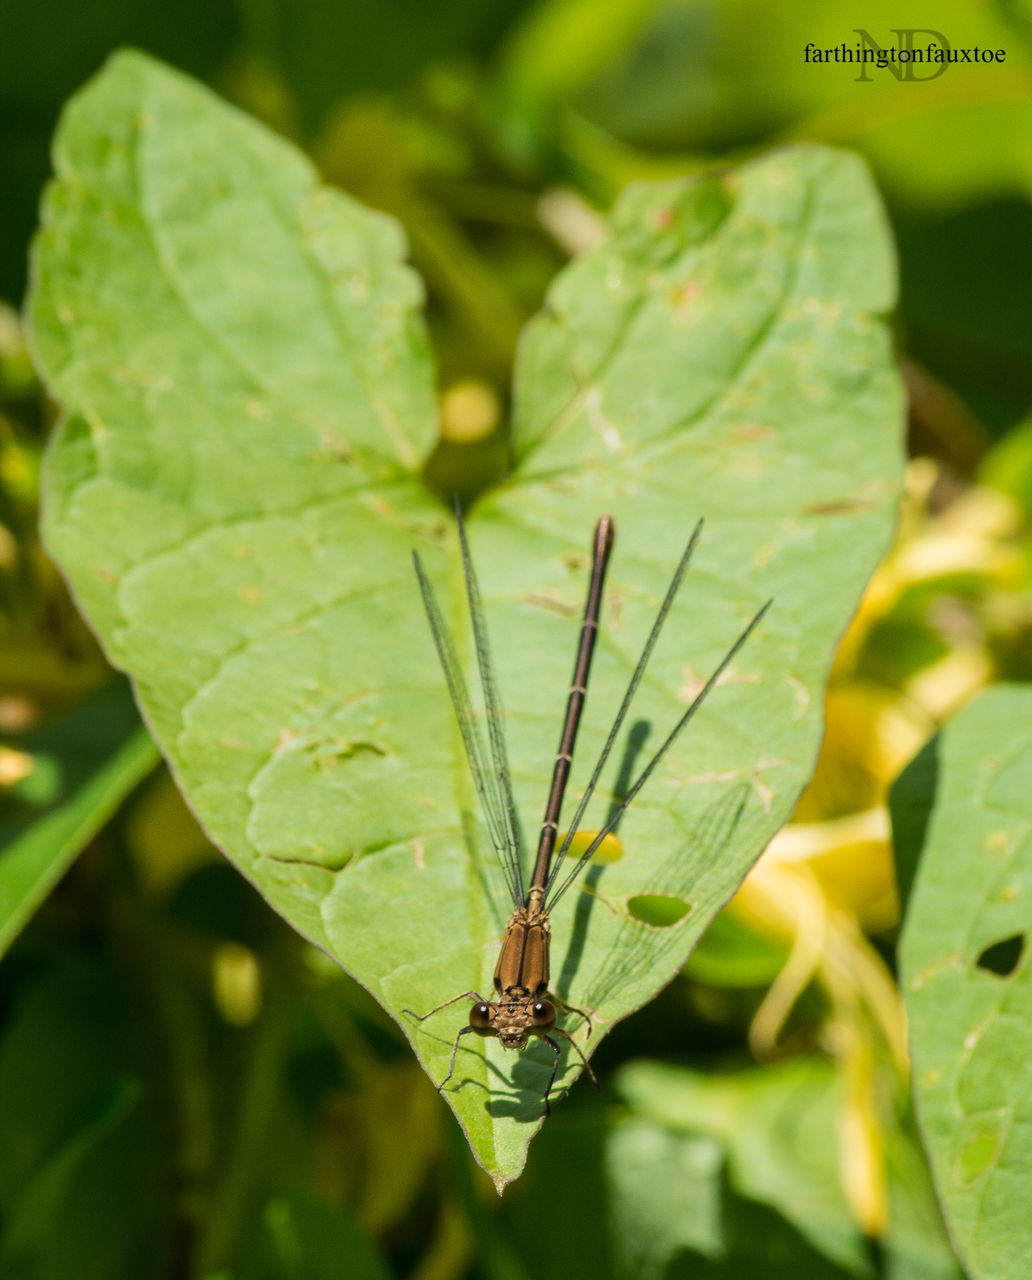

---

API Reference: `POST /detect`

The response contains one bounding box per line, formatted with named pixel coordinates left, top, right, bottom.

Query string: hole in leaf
left=627, top=894, right=692, bottom=927
left=976, top=933, right=1025, bottom=977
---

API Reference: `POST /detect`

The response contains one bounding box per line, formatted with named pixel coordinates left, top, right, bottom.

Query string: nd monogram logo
left=802, top=30, right=1006, bottom=80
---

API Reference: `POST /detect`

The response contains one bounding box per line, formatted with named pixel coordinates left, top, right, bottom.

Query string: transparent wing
left=413, top=535, right=524, bottom=906
left=453, top=509, right=524, bottom=902
left=545, top=592, right=773, bottom=912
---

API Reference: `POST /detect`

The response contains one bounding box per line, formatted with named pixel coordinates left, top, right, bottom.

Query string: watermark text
left=803, top=30, right=1006, bottom=81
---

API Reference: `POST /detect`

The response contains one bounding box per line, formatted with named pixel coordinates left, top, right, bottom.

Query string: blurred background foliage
left=2, top=0, right=1031, bottom=1276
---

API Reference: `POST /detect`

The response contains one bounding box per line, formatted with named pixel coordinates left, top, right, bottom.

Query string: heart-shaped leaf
left=30, top=51, right=903, bottom=1186
left=896, top=686, right=1032, bottom=1278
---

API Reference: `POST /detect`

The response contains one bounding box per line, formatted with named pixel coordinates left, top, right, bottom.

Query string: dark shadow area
left=896, top=198, right=1032, bottom=435
left=504, top=1107, right=615, bottom=1280
left=486, top=1043, right=556, bottom=1121
left=888, top=734, right=941, bottom=918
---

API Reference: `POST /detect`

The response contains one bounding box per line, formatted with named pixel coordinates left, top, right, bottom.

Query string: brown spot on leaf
left=799, top=498, right=876, bottom=517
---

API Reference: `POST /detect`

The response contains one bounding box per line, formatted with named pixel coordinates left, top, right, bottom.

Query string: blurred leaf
left=251, top=0, right=522, bottom=134
left=0, top=680, right=158, bottom=959
left=0, top=962, right=161, bottom=1279
left=899, top=685, right=1032, bottom=1279
left=261, top=1188, right=391, bottom=1280
left=606, top=1121, right=723, bottom=1276
left=616, top=1058, right=870, bottom=1274
left=126, top=767, right=217, bottom=895
left=545, top=0, right=1032, bottom=207
left=319, top=1061, right=440, bottom=1230
left=670, top=1198, right=869, bottom=1279
left=30, top=52, right=902, bottom=1186
left=980, top=413, right=1032, bottom=511
left=500, top=0, right=660, bottom=110
left=0, top=1080, right=138, bottom=1271
left=616, top=1059, right=962, bottom=1278
left=684, top=908, right=789, bottom=988
left=0, top=964, right=131, bottom=1201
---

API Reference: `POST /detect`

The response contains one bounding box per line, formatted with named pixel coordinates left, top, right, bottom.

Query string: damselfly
left=405, top=512, right=771, bottom=1114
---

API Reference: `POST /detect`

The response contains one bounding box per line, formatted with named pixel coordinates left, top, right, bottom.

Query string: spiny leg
left=549, top=991, right=594, bottom=1038
left=541, top=1034, right=563, bottom=1117
left=401, top=990, right=486, bottom=1022
left=539, top=1024, right=598, bottom=1116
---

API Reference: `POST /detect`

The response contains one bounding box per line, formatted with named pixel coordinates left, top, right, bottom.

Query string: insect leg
left=549, top=991, right=594, bottom=1038
left=550, top=1025, right=599, bottom=1088
left=540, top=1034, right=563, bottom=1117
left=402, top=990, right=486, bottom=1021
left=439, top=1024, right=477, bottom=1092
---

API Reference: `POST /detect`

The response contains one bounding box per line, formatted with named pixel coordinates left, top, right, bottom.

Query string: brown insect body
left=405, top=509, right=770, bottom=1115
left=407, top=517, right=613, bottom=1112
left=483, top=907, right=554, bottom=1050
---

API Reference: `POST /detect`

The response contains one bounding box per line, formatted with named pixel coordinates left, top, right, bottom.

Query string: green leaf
left=897, top=686, right=1032, bottom=1279
left=0, top=1079, right=140, bottom=1274
left=261, top=1189, right=392, bottom=1280
left=29, top=51, right=902, bottom=1186
left=979, top=413, right=1032, bottom=514
left=616, top=1059, right=866, bottom=1275
left=0, top=680, right=158, bottom=958
left=0, top=961, right=163, bottom=1278
left=615, top=1059, right=962, bottom=1279
left=607, top=1121, right=724, bottom=1277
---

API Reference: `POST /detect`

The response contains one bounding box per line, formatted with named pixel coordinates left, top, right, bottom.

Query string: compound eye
left=469, top=1003, right=494, bottom=1035
left=531, top=1000, right=555, bottom=1030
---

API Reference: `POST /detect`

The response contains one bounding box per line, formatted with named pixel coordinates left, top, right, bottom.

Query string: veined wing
left=413, top=515, right=524, bottom=906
